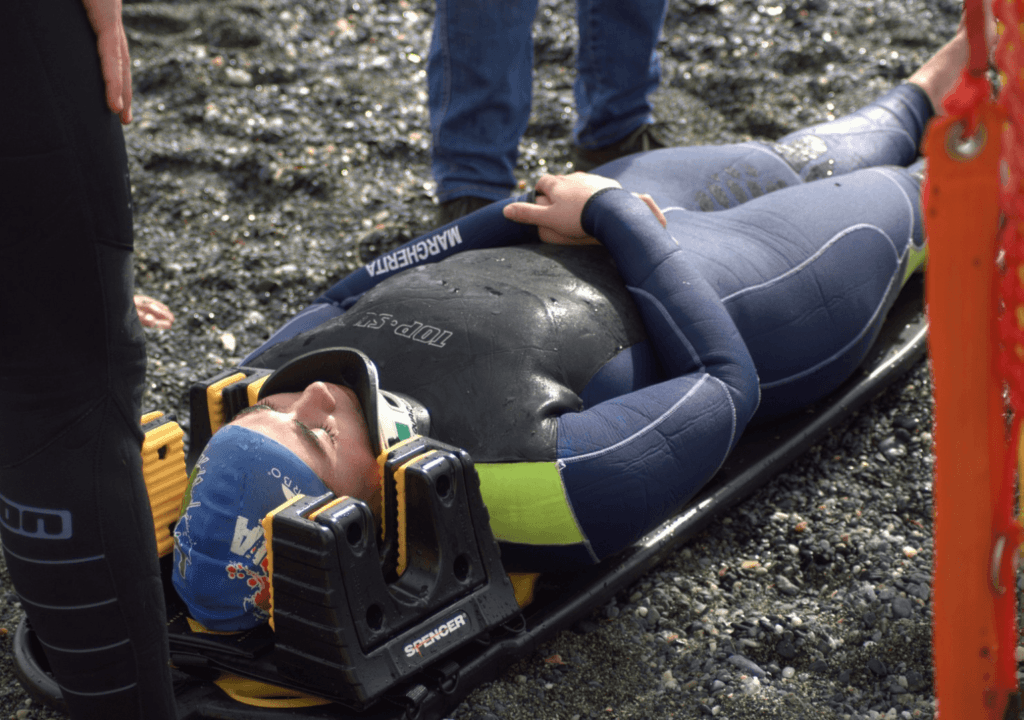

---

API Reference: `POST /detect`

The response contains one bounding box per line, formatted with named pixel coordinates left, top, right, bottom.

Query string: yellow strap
left=206, top=372, right=247, bottom=434
left=184, top=617, right=239, bottom=636
left=140, top=410, right=164, bottom=425
left=213, top=674, right=331, bottom=708
left=261, top=493, right=309, bottom=631
left=392, top=450, right=441, bottom=577
left=247, top=374, right=270, bottom=405
left=377, top=435, right=422, bottom=542
left=140, top=417, right=188, bottom=557
left=508, top=572, right=540, bottom=608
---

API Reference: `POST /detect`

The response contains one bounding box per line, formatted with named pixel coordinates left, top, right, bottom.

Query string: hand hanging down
left=503, top=173, right=666, bottom=246
left=81, top=0, right=133, bottom=123
left=134, top=294, right=174, bottom=329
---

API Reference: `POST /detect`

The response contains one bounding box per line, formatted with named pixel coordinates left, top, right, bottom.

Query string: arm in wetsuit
left=487, top=188, right=761, bottom=570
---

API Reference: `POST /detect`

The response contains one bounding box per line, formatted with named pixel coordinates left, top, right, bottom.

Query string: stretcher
left=12, top=274, right=928, bottom=720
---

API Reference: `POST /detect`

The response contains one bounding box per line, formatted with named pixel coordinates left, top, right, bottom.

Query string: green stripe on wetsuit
left=476, top=462, right=585, bottom=546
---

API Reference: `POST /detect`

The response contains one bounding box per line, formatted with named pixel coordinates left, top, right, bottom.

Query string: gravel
left=0, top=1, right=1005, bottom=719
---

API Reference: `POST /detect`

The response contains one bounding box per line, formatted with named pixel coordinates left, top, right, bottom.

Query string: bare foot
left=906, top=28, right=971, bottom=112
left=906, top=0, right=996, bottom=112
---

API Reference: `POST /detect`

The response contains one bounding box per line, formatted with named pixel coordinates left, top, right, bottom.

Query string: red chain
left=997, top=3, right=1024, bottom=392
left=993, top=0, right=1024, bottom=706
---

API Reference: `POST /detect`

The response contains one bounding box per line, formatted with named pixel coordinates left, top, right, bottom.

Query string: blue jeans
left=427, top=0, right=668, bottom=203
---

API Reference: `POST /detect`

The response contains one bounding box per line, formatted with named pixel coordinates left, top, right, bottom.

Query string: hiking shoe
left=436, top=196, right=493, bottom=226
left=570, top=124, right=668, bottom=172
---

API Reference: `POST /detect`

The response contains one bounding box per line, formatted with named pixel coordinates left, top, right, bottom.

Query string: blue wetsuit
left=241, top=84, right=930, bottom=571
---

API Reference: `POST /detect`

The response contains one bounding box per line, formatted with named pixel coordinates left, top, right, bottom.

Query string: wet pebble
left=727, top=655, right=766, bottom=678
left=891, top=596, right=913, bottom=619
left=775, top=575, right=800, bottom=596
left=776, top=639, right=798, bottom=660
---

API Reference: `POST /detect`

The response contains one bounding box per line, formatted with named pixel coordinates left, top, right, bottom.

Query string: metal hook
left=945, top=120, right=988, bottom=162
left=991, top=535, right=1006, bottom=594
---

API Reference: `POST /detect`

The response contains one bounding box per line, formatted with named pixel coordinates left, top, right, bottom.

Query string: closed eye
left=318, top=424, right=338, bottom=445
left=231, top=403, right=329, bottom=459
left=233, top=402, right=276, bottom=419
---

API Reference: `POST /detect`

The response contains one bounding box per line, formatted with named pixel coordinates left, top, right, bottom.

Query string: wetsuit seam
left=864, top=167, right=918, bottom=247
left=709, top=375, right=739, bottom=452
left=759, top=265, right=902, bottom=390
left=38, top=636, right=131, bottom=654
left=1, top=545, right=105, bottom=565
left=0, top=398, right=105, bottom=470
left=549, top=468, right=600, bottom=563
left=720, top=222, right=900, bottom=304
left=557, top=373, right=712, bottom=465
left=626, top=285, right=706, bottom=372
left=57, top=680, right=139, bottom=697
left=17, top=592, right=119, bottom=611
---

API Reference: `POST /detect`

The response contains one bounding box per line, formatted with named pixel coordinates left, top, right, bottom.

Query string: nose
left=291, top=381, right=338, bottom=420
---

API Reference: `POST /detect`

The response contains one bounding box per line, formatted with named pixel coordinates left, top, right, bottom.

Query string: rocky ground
left=0, top=0, right=1003, bottom=718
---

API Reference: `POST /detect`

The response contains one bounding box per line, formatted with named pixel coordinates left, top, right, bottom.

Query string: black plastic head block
left=186, top=366, right=273, bottom=468
left=269, top=437, right=520, bottom=708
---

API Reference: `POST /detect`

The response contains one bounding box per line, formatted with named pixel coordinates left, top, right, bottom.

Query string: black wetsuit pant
left=0, top=1, right=176, bottom=718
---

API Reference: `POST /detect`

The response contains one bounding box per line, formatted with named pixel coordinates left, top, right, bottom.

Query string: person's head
left=229, top=379, right=381, bottom=505
left=172, top=348, right=426, bottom=630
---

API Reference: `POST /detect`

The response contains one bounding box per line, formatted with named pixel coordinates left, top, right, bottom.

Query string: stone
left=776, top=639, right=798, bottom=659
left=727, top=654, right=767, bottom=678
left=891, top=596, right=912, bottom=619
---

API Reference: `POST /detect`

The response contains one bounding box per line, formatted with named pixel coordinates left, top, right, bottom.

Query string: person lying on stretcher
left=172, top=29, right=969, bottom=632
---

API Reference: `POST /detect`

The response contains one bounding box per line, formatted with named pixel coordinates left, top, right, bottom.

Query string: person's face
left=229, top=381, right=381, bottom=508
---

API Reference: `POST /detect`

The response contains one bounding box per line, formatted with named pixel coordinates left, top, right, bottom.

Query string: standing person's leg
left=427, top=0, right=537, bottom=216
left=0, top=1, right=176, bottom=718
left=571, top=0, right=668, bottom=169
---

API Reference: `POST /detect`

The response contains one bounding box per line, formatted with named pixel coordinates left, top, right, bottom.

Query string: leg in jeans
left=0, top=1, right=176, bottom=717
left=427, top=0, right=537, bottom=203
left=573, top=0, right=668, bottom=149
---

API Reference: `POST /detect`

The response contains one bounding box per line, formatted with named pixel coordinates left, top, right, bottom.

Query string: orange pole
left=926, top=98, right=1007, bottom=719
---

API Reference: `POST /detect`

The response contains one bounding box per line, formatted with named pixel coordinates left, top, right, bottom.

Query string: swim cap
left=172, top=424, right=330, bottom=631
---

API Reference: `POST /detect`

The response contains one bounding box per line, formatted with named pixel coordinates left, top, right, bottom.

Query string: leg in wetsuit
left=0, top=1, right=176, bottom=718
left=594, top=83, right=931, bottom=417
